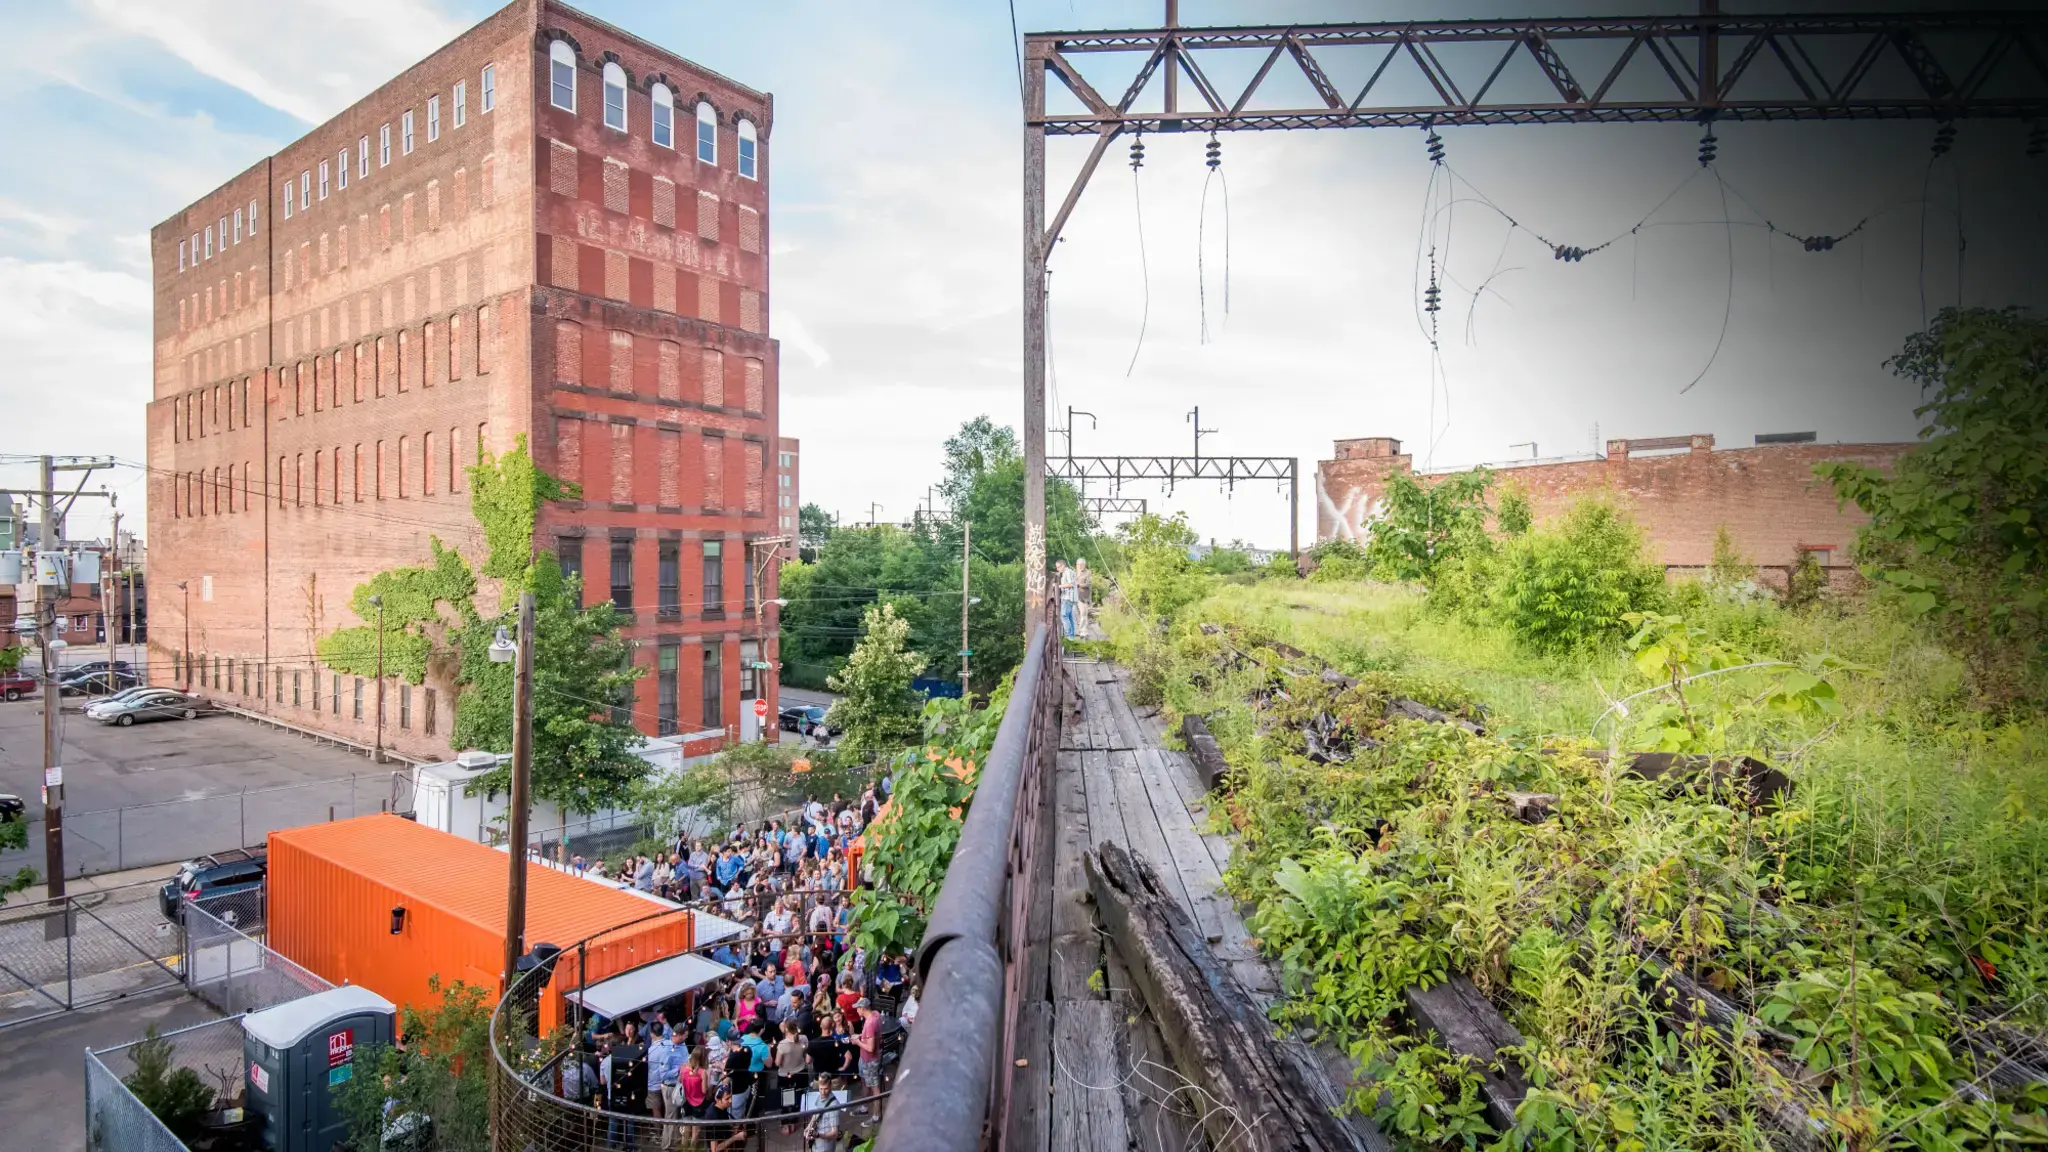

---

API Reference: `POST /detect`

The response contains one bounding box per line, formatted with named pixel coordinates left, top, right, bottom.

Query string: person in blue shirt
left=646, top=1023, right=682, bottom=1127
left=714, top=846, right=743, bottom=893
left=712, top=941, right=740, bottom=969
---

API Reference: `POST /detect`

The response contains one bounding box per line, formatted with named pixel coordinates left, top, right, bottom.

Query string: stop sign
left=753, top=698, right=770, bottom=719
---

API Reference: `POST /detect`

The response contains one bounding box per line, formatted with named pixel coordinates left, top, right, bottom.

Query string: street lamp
left=175, top=581, right=190, bottom=690
left=369, top=594, right=385, bottom=764
left=488, top=625, right=516, bottom=663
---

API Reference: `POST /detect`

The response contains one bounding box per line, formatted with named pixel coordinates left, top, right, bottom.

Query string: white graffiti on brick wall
left=1315, top=471, right=1383, bottom=543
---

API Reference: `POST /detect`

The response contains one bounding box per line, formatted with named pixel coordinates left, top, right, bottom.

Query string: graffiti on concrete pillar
left=1024, top=520, right=1046, bottom=601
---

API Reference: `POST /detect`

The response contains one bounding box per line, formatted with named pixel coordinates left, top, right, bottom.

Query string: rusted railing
left=879, top=615, right=1062, bottom=1150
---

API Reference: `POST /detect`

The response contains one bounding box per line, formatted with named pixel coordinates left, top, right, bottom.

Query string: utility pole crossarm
left=1027, top=12, right=2048, bottom=134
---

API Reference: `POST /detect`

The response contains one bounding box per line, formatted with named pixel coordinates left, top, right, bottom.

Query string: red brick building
left=146, top=0, right=780, bottom=760
left=1315, top=433, right=1915, bottom=583
left=775, top=436, right=799, bottom=537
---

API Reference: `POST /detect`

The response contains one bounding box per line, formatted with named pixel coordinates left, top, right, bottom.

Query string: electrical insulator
left=1205, top=135, right=1221, bottom=170
left=1426, top=131, right=1444, bottom=165
left=2030, top=122, right=2046, bottom=158
left=1933, top=123, right=1957, bottom=156
left=1552, top=244, right=1589, bottom=262
left=1697, top=129, right=1718, bottom=167
left=1129, top=134, right=1146, bottom=170
left=1802, top=235, right=1838, bottom=253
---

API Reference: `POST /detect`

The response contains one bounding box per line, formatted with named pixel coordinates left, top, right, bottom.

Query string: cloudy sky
left=3, top=0, right=2042, bottom=551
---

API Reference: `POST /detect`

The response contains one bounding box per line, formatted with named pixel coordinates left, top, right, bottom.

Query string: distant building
left=146, top=0, right=781, bottom=757
left=1314, top=432, right=1915, bottom=584
left=776, top=436, right=799, bottom=536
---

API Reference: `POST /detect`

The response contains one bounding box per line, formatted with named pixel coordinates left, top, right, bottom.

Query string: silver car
left=93, top=690, right=210, bottom=726
left=85, top=685, right=174, bottom=719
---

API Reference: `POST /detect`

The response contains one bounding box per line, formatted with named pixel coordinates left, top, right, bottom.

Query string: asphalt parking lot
left=0, top=695, right=396, bottom=878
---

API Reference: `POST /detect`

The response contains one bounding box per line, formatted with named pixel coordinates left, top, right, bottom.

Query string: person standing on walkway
left=1073, top=558, right=1093, bottom=636
left=1056, top=560, right=1078, bottom=639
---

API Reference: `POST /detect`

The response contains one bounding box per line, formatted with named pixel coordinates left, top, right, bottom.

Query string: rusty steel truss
left=1080, top=494, right=1150, bottom=517
left=1018, top=3, right=2048, bottom=625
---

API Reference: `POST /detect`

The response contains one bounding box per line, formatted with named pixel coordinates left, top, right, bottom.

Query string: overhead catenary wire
left=1197, top=133, right=1231, bottom=344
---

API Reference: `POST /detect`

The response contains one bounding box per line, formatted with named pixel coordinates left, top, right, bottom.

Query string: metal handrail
left=879, top=614, right=1060, bottom=1151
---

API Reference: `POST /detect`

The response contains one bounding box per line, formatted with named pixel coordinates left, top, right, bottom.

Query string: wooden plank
left=1049, top=1000, right=1133, bottom=1152
left=1108, top=751, right=1191, bottom=908
left=1007, top=999, right=1054, bottom=1152
left=1120, top=992, right=1210, bottom=1152
left=1051, top=750, right=1102, bottom=1004
left=1404, top=976, right=1531, bottom=1132
left=1086, top=843, right=1371, bottom=1152
left=1135, top=748, right=1276, bottom=998
left=1081, top=749, right=1126, bottom=854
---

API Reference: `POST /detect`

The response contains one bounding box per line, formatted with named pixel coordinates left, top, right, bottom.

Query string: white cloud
left=81, top=0, right=466, bottom=124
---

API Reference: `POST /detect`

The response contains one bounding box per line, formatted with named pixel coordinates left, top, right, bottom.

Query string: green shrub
left=1491, top=497, right=1664, bottom=653
left=123, top=1026, right=215, bottom=1141
left=1307, top=550, right=1372, bottom=584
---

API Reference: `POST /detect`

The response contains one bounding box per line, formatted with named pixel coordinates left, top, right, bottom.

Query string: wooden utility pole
left=959, top=521, right=972, bottom=698
left=502, top=590, right=537, bottom=986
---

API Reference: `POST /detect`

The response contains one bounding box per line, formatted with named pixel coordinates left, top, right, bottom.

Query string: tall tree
left=825, top=603, right=928, bottom=764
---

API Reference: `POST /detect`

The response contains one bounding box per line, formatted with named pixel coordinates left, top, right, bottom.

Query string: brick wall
left=1315, top=433, right=1913, bottom=574
left=146, top=0, right=781, bottom=757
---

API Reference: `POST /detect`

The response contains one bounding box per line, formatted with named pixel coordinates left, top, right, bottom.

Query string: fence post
left=65, top=899, right=75, bottom=1009
left=239, top=789, right=247, bottom=850
left=351, top=774, right=358, bottom=816
left=117, top=805, right=124, bottom=872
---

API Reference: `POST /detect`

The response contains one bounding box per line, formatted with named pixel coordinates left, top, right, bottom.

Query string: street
left=0, top=698, right=394, bottom=878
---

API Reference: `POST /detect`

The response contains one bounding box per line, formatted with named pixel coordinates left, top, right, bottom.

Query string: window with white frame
left=427, top=95, right=440, bottom=142
left=359, top=135, right=370, bottom=178
left=218, top=215, right=228, bottom=245
left=300, top=171, right=310, bottom=210
left=233, top=207, right=244, bottom=242
left=696, top=100, right=717, bottom=164
left=651, top=83, right=674, bottom=148
left=454, top=80, right=467, bottom=128
left=402, top=110, right=415, bottom=154
left=179, top=239, right=188, bottom=272
left=380, top=124, right=391, bottom=165
left=549, top=42, right=575, bottom=112
left=249, top=199, right=259, bottom=233
left=337, top=148, right=348, bottom=190
left=481, top=64, right=496, bottom=111
left=319, top=160, right=330, bottom=199
left=283, top=184, right=293, bottom=218
left=602, top=62, right=627, bottom=131
left=204, top=225, right=214, bottom=258
left=190, top=232, right=199, bottom=259
left=738, top=119, right=758, bottom=180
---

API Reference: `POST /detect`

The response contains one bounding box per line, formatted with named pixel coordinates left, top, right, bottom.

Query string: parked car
left=94, top=689, right=211, bottom=726
left=0, top=793, right=23, bottom=822
left=66, top=659, right=133, bottom=678
left=158, top=850, right=267, bottom=922
left=778, top=703, right=834, bottom=738
left=85, top=685, right=166, bottom=717
left=60, top=668, right=140, bottom=696
left=0, top=671, right=36, bottom=702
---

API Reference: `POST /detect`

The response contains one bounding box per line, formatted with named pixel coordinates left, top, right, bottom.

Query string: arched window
left=651, top=83, right=674, bottom=149
left=696, top=101, right=717, bottom=165
left=602, top=62, right=627, bottom=131
left=737, top=119, right=758, bottom=180
left=550, top=41, right=577, bottom=113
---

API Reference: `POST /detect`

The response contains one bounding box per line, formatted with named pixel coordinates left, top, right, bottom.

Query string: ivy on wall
left=317, top=436, right=647, bottom=811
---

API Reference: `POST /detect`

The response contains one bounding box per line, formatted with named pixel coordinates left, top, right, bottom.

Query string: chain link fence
left=0, top=880, right=183, bottom=1029
left=86, top=1017, right=260, bottom=1152
left=0, top=772, right=407, bottom=880
left=180, top=900, right=329, bottom=1018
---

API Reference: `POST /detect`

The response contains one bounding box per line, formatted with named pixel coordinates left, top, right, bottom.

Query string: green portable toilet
left=243, top=985, right=398, bottom=1152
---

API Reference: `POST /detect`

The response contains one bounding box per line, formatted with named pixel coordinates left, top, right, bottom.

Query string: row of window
left=558, top=534, right=761, bottom=620
left=168, top=638, right=758, bottom=740
left=169, top=425, right=487, bottom=518
left=173, top=304, right=499, bottom=444
left=178, top=199, right=261, bottom=273
left=171, top=652, right=438, bottom=734
left=550, top=41, right=757, bottom=179
left=279, top=65, right=496, bottom=226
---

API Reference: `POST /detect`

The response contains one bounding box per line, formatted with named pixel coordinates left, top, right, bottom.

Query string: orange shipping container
left=268, top=815, right=692, bottom=1032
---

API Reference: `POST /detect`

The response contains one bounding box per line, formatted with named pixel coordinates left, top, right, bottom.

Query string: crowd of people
left=552, top=787, right=916, bottom=1151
